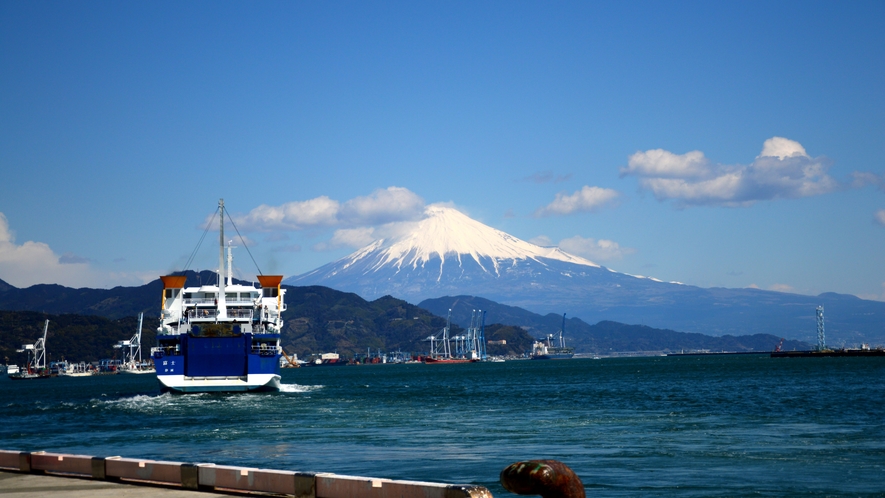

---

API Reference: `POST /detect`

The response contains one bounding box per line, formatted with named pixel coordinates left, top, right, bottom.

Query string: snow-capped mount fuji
left=286, top=205, right=635, bottom=304
left=286, top=205, right=885, bottom=344
left=333, top=205, right=600, bottom=278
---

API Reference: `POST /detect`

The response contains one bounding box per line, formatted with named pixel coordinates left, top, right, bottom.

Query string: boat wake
left=279, top=383, right=322, bottom=393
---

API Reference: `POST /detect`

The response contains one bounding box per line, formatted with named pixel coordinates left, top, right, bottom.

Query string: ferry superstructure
left=151, top=199, right=285, bottom=393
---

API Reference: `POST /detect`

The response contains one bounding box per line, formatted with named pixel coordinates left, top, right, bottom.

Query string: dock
left=0, top=471, right=234, bottom=498
left=0, top=450, right=493, bottom=497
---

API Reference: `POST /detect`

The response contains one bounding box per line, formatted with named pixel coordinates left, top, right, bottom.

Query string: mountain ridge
left=286, top=207, right=885, bottom=345
left=0, top=276, right=813, bottom=360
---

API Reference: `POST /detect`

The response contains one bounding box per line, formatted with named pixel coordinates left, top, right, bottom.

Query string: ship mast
left=217, top=198, right=227, bottom=319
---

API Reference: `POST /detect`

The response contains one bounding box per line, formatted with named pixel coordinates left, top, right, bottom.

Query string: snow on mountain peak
left=347, top=204, right=600, bottom=274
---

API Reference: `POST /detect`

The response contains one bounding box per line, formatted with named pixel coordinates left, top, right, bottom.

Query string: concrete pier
left=0, top=450, right=493, bottom=498
left=0, top=471, right=235, bottom=498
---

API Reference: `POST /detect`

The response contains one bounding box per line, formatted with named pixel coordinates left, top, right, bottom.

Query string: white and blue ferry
left=152, top=200, right=285, bottom=393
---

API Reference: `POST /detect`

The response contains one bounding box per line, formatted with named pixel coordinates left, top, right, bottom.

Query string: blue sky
left=1, top=1, right=884, bottom=301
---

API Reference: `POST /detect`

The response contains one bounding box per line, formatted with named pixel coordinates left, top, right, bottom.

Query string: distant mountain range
left=0, top=272, right=810, bottom=364
left=287, top=205, right=885, bottom=346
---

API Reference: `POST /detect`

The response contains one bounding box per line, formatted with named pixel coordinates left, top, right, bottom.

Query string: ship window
left=263, top=288, right=278, bottom=298
left=165, top=289, right=180, bottom=299
left=226, top=293, right=236, bottom=300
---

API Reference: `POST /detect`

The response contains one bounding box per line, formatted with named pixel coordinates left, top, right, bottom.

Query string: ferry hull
left=157, top=373, right=281, bottom=394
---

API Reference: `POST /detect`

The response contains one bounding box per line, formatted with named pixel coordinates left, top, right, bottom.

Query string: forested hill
left=0, top=311, right=156, bottom=364
left=279, top=286, right=456, bottom=357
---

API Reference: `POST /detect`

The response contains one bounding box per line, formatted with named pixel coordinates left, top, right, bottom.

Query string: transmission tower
left=816, top=306, right=826, bottom=351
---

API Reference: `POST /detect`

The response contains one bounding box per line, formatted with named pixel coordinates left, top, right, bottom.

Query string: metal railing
left=184, top=309, right=254, bottom=320
left=183, top=297, right=260, bottom=305
left=250, top=345, right=280, bottom=356
left=188, top=309, right=219, bottom=319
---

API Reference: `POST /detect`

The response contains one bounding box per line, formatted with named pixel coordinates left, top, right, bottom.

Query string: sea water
left=1, top=355, right=883, bottom=497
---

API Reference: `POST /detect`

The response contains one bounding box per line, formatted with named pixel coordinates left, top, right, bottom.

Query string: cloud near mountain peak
left=534, top=186, right=620, bottom=217
left=235, top=187, right=425, bottom=231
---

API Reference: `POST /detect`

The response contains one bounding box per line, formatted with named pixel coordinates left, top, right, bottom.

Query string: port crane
left=114, top=313, right=144, bottom=369
left=16, top=320, right=49, bottom=376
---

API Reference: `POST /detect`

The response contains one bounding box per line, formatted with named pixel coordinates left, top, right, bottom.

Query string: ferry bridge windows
left=263, top=288, right=278, bottom=298
left=165, top=288, right=181, bottom=299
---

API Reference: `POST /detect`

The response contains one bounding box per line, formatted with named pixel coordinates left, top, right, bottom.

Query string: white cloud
left=232, top=187, right=425, bottom=232
left=0, top=212, right=148, bottom=289
left=313, top=227, right=377, bottom=251
left=558, top=235, right=635, bottom=262
left=340, top=187, right=425, bottom=226
left=758, top=137, right=808, bottom=160
left=852, top=172, right=885, bottom=190
left=528, top=235, right=554, bottom=247
left=534, top=186, right=620, bottom=217
left=621, top=149, right=710, bottom=178
left=235, top=196, right=340, bottom=231
left=620, top=137, right=839, bottom=207
left=875, top=209, right=885, bottom=227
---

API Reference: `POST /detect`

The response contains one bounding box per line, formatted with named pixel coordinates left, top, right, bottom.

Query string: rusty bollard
left=500, top=460, right=585, bottom=498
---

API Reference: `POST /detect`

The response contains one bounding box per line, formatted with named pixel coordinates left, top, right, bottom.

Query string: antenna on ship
left=226, top=239, right=236, bottom=286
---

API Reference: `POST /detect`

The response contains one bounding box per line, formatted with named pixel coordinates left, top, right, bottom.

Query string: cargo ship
left=531, top=314, right=574, bottom=360
left=304, top=353, right=350, bottom=366
left=151, top=199, right=285, bottom=393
